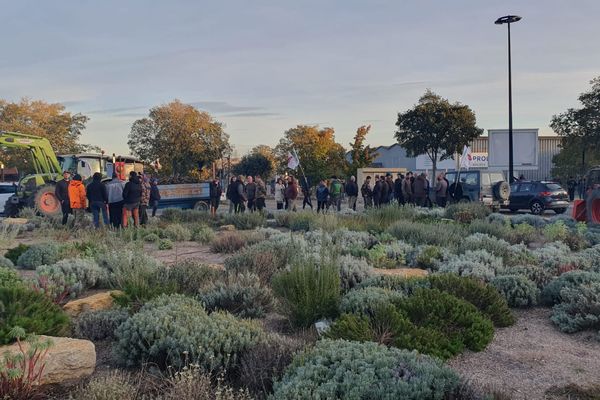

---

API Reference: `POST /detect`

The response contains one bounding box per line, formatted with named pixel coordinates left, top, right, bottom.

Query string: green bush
left=337, top=255, right=373, bottom=291
left=445, top=202, right=491, bottom=223
left=168, top=259, right=223, bottom=295
left=541, top=271, right=600, bottom=306
left=272, top=256, right=340, bottom=327
left=428, top=274, right=515, bottom=327
left=68, top=370, right=140, bottom=400
left=157, top=238, right=174, bottom=250
left=225, top=240, right=299, bottom=283
left=367, top=242, right=411, bottom=269
left=339, top=287, right=404, bottom=316
left=460, top=233, right=512, bottom=259
left=438, top=249, right=501, bottom=281
left=160, top=208, right=209, bottom=223
left=491, top=275, right=539, bottom=308
left=0, top=286, right=69, bottom=344
left=143, top=233, right=160, bottom=243
left=191, top=224, right=216, bottom=244
left=551, top=282, right=600, bottom=333
left=113, top=294, right=264, bottom=369
left=387, top=220, right=466, bottom=247
left=162, top=223, right=192, bottom=241
left=543, top=220, right=569, bottom=242
left=358, top=275, right=430, bottom=295
left=501, top=263, right=555, bottom=289
left=210, top=232, right=250, bottom=253
left=512, top=223, right=538, bottom=244
left=16, top=243, right=61, bottom=270
left=223, top=213, right=266, bottom=230
left=0, top=255, right=14, bottom=269
left=406, top=245, right=444, bottom=270
left=4, top=243, right=29, bottom=265
left=200, top=272, right=274, bottom=318
left=271, top=339, right=459, bottom=400
left=37, top=258, right=109, bottom=290
left=0, top=266, right=22, bottom=288
left=73, top=309, right=130, bottom=341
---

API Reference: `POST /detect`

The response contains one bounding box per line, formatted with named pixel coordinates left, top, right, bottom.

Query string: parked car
left=505, top=181, right=569, bottom=215
left=0, top=182, right=17, bottom=215
left=445, top=170, right=510, bottom=212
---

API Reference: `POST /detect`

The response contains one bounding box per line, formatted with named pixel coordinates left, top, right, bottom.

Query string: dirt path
left=146, top=241, right=227, bottom=265
left=449, top=308, right=600, bottom=400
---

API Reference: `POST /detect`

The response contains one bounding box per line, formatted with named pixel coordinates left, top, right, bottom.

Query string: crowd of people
left=55, top=170, right=161, bottom=228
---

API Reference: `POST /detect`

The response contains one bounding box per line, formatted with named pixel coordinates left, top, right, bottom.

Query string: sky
left=1, top=0, right=599, bottom=156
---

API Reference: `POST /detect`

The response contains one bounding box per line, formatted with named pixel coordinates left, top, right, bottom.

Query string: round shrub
left=437, top=249, right=502, bottom=281
left=0, top=285, right=70, bottom=344
left=550, top=282, right=600, bottom=333
left=338, top=254, right=373, bottom=291
left=168, top=259, right=223, bottom=295
left=191, top=224, right=216, bottom=244
left=491, top=275, right=539, bottom=308
left=73, top=309, right=130, bottom=341
left=113, top=294, right=264, bottom=369
left=16, top=243, right=61, bottom=270
left=272, top=339, right=459, bottom=400
left=38, top=258, right=109, bottom=290
left=4, top=243, right=29, bottom=265
left=445, top=202, right=491, bottom=223
left=339, top=287, right=404, bottom=316
left=69, top=370, right=139, bottom=400
left=501, top=263, right=555, bottom=289
left=358, top=275, right=430, bottom=295
left=143, top=233, right=160, bottom=243
left=0, top=266, right=22, bottom=288
left=367, top=242, right=411, bottom=269
left=210, top=232, right=248, bottom=253
left=406, top=245, right=444, bottom=270
left=541, top=270, right=600, bottom=306
left=162, top=223, right=192, bottom=241
left=200, top=272, right=274, bottom=318
left=0, top=256, right=14, bottom=269
left=223, top=212, right=266, bottom=230
left=158, top=238, right=174, bottom=250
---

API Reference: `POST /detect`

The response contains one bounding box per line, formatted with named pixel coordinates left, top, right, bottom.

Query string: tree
left=550, top=76, right=600, bottom=177
left=233, top=152, right=274, bottom=179
left=551, top=138, right=600, bottom=180
left=0, top=98, right=89, bottom=173
left=348, top=125, right=378, bottom=176
left=128, top=100, right=230, bottom=179
left=275, top=125, right=348, bottom=186
left=395, top=90, right=483, bottom=180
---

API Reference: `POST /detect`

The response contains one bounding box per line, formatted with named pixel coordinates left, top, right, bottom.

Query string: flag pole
left=293, top=148, right=309, bottom=187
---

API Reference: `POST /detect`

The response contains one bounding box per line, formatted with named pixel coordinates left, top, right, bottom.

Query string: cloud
left=86, top=106, right=147, bottom=115
left=189, top=101, right=264, bottom=114
left=225, top=111, right=281, bottom=118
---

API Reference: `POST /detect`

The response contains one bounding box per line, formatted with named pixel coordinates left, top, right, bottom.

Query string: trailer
left=156, top=182, right=211, bottom=211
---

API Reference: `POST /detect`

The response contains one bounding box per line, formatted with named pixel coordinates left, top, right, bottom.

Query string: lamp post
left=495, top=15, right=522, bottom=183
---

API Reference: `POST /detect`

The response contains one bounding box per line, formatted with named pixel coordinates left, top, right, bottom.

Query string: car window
left=510, top=183, right=519, bottom=192
left=489, top=172, right=505, bottom=183
left=459, top=172, right=479, bottom=186
left=519, top=183, right=534, bottom=192
left=445, top=173, right=456, bottom=183
left=0, top=185, right=15, bottom=194
left=544, top=183, right=562, bottom=191
left=481, top=173, right=491, bottom=186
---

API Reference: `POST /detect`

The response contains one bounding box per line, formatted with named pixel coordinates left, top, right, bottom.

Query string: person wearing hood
left=139, top=174, right=151, bottom=225
left=68, top=174, right=87, bottom=227
left=209, top=178, right=222, bottom=216
left=105, top=173, right=125, bottom=228
left=413, top=173, right=427, bottom=207
left=122, top=171, right=142, bottom=227
left=55, top=170, right=72, bottom=225
left=86, top=172, right=109, bottom=228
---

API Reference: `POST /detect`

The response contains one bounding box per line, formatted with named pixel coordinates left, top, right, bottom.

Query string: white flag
left=460, top=145, right=471, bottom=170
left=287, top=151, right=299, bottom=170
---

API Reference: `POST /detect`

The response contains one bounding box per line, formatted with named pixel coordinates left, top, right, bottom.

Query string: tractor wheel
left=29, top=184, right=62, bottom=218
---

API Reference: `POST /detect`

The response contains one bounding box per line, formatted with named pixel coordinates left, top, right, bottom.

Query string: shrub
left=512, top=223, right=538, bottom=244
left=428, top=274, right=515, bottom=327
left=287, top=212, right=318, bottom=232
left=161, top=208, right=209, bottom=223
left=16, top=243, right=61, bottom=270
left=510, top=214, right=547, bottom=228
left=113, top=294, right=264, bottom=369
left=0, top=256, right=14, bottom=270
left=501, top=264, right=555, bottom=289
left=38, top=258, right=109, bottom=290
left=73, top=309, right=130, bottom=341
left=387, top=220, right=466, bottom=247
left=358, top=275, right=430, bottom=294
left=168, top=259, right=223, bottom=295
left=367, top=242, right=411, bottom=269
left=162, top=223, right=192, bottom=241
left=223, top=213, right=266, bottom=230
left=491, top=275, right=539, bottom=308
left=272, top=256, right=340, bottom=327
left=162, top=365, right=253, bottom=400
left=460, top=233, right=511, bottom=259
left=406, top=245, right=444, bottom=270
left=337, top=255, right=373, bottom=291
left=68, top=370, right=139, bottom=400
left=0, top=266, right=22, bottom=288
left=551, top=282, right=600, bottom=333
left=445, top=202, right=491, bottom=223
left=225, top=240, right=299, bottom=283
left=239, top=333, right=305, bottom=397
left=271, top=339, right=459, bottom=400
left=210, top=232, right=249, bottom=253
left=0, top=286, right=69, bottom=345
left=200, top=272, right=274, bottom=318
left=339, top=287, right=404, bottom=315
left=468, top=219, right=515, bottom=242
left=543, top=220, right=569, bottom=242
left=144, top=233, right=160, bottom=243
left=158, top=238, right=174, bottom=250
left=438, top=250, right=501, bottom=281
left=191, top=224, right=216, bottom=244
left=4, top=244, right=29, bottom=265
left=541, top=270, right=600, bottom=306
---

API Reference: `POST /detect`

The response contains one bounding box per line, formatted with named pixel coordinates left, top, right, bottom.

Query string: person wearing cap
left=55, top=170, right=72, bottom=225
left=68, top=174, right=87, bottom=227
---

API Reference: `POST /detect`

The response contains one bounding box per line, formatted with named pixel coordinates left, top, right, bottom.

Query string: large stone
left=0, top=336, right=96, bottom=385
left=219, top=224, right=236, bottom=231
left=63, top=290, right=123, bottom=317
left=1, top=217, right=29, bottom=225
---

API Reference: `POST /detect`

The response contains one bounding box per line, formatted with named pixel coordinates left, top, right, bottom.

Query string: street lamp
left=495, top=15, right=522, bottom=183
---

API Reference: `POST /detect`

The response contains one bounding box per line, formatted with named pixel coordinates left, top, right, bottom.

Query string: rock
left=63, top=290, right=123, bottom=317
left=0, top=336, right=96, bottom=385
left=2, top=217, right=29, bottom=225
left=219, top=224, right=236, bottom=231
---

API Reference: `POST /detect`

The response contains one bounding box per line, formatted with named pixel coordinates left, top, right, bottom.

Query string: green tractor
left=1, top=131, right=143, bottom=218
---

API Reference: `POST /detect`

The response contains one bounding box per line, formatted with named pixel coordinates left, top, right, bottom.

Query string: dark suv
left=506, top=181, right=569, bottom=215
left=445, top=170, right=510, bottom=212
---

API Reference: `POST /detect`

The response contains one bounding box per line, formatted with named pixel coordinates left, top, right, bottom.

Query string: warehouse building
left=362, top=134, right=561, bottom=181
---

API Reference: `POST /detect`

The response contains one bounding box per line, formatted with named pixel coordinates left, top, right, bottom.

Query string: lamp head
left=495, top=15, right=522, bottom=25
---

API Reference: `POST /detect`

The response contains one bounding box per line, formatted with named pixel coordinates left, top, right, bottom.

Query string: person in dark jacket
left=301, top=177, right=313, bottom=210
left=345, top=176, right=359, bottom=211
left=372, top=175, right=382, bottom=208
left=105, top=173, right=125, bottom=228
left=86, top=172, right=109, bottom=228
left=413, top=173, right=427, bottom=206
left=380, top=176, right=389, bottom=206
left=55, top=170, right=72, bottom=225
left=255, top=177, right=267, bottom=212
left=567, top=176, right=577, bottom=201
left=149, top=179, right=161, bottom=217
left=361, top=176, right=373, bottom=209
left=316, top=180, right=329, bottom=213
left=233, top=175, right=247, bottom=213
left=394, top=174, right=404, bottom=206
left=226, top=177, right=236, bottom=214
left=285, top=176, right=299, bottom=211
left=122, top=171, right=142, bottom=227
left=245, top=176, right=257, bottom=212
left=209, top=179, right=222, bottom=216
left=385, top=174, right=394, bottom=203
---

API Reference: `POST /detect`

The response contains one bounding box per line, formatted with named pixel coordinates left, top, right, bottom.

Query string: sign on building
left=488, top=129, right=538, bottom=171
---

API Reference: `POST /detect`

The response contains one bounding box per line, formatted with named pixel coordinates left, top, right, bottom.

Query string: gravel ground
left=448, top=307, right=600, bottom=400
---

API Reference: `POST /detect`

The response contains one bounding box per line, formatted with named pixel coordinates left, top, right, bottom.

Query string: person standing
left=274, top=178, right=285, bottom=210
left=245, top=176, right=256, bottom=212
left=361, top=176, right=373, bottom=209
left=285, top=176, right=299, bottom=211
left=435, top=172, right=448, bottom=208
left=86, top=172, right=109, bottom=228
left=372, top=175, right=382, bottom=208
left=402, top=173, right=413, bottom=205
left=345, top=176, right=359, bottom=211
left=226, top=176, right=237, bottom=214
left=255, top=177, right=267, bottom=212
left=150, top=179, right=161, bottom=217
left=122, top=171, right=142, bottom=228
left=139, top=175, right=151, bottom=225
left=394, top=173, right=404, bottom=206
left=234, top=175, right=247, bottom=213
left=106, top=173, right=125, bottom=228
left=567, top=176, right=577, bottom=201
left=68, top=174, right=87, bottom=227
left=301, top=178, right=313, bottom=210
left=55, top=170, right=71, bottom=225
left=413, top=173, right=427, bottom=206
left=380, top=176, right=389, bottom=206
left=209, top=178, right=222, bottom=216
left=316, top=180, right=329, bottom=213
left=578, top=176, right=586, bottom=200
left=329, top=176, right=343, bottom=212
left=385, top=174, right=394, bottom=204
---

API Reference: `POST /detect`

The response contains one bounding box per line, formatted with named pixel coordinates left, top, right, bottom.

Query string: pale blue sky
left=1, top=0, right=599, bottom=156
